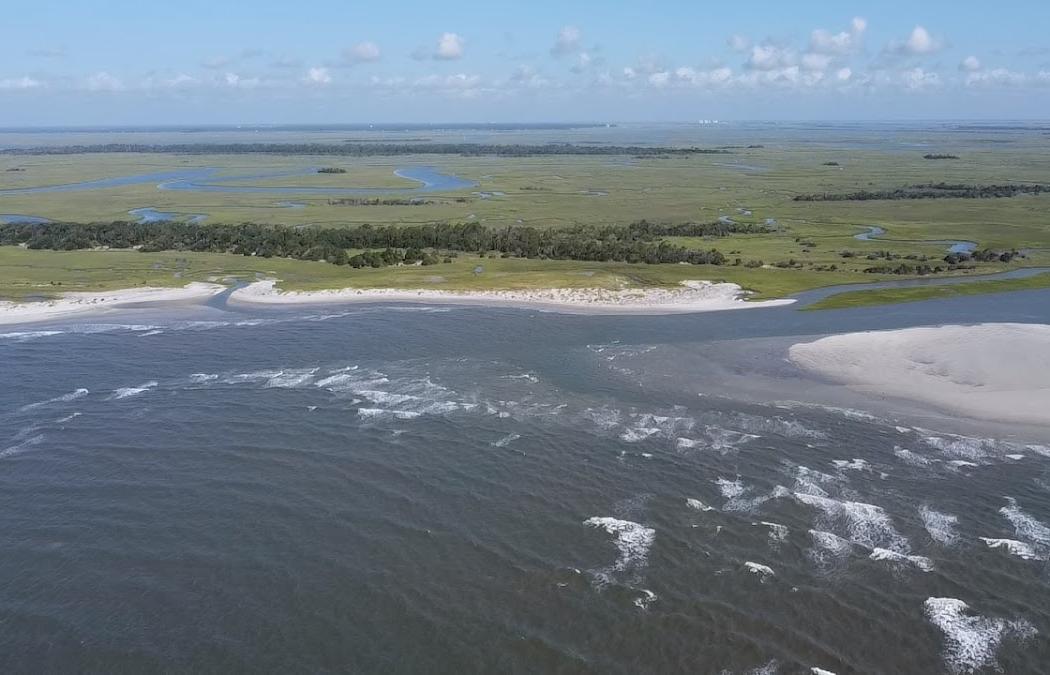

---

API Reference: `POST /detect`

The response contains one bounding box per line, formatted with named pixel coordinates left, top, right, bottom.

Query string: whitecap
left=633, top=589, right=657, bottom=610
left=223, top=369, right=285, bottom=384
left=920, top=506, right=960, bottom=546
left=794, top=493, right=910, bottom=553
left=999, top=497, right=1050, bottom=548
left=0, top=330, right=64, bottom=342
left=716, top=477, right=745, bottom=499
left=20, top=388, right=89, bottom=411
left=53, top=412, right=82, bottom=424
left=583, top=516, right=655, bottom=582
left=869, top=547, right=934, bottom=572
left=746, top=660, right=779, bottom=675
left=491, top=433, right=521, bottom=448
left=264, top=368, right=318, bottom=388
left=924, top=597, right=1037, bottom=675
left=357, top=408, right=421, bottom=420
left=760, top=521, right=789, bottom=545
left=744, top=561, right=775, bottom=581
left=188, top=373, right=219, bottom=383
left=832, top=458, right=870, bottom=472
left=676, top=425, right=759, bottom=454
left=0, top=434, right=45, bottom=459
left=731, top=413, right=827, bottom=440
left=792, top=465, right=840, bottom=498
left=894, top=447, right=932, bottom=467
left=979, top=538, right=1042, bottom=560
left=686, top=498, right=714, bottom=512
left=619, top=427, right=661, bottom=443
left=716, top=477, right=773, bottom=513
left=108, top=382, right=158, bottom=400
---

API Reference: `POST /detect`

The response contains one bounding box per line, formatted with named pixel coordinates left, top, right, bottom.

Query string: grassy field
left=0, top=246, right=893, bottom=300
left=2, top=128, right=1049, bottom=302
left=805, top=272, right=1050, bottom=310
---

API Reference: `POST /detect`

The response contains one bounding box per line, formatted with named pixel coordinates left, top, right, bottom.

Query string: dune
left=0, top=282, right=225, bottom=325
left=789, top=323, right=1050, bottom=426
left=229, top=279, right=795, bottom=315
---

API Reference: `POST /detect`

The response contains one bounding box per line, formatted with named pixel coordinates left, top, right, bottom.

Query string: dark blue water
left=2, top=291, right=1049, bottom=673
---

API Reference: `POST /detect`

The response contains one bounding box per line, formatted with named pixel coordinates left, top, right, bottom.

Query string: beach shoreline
left=0, top=282, right=226, bottom=325
left=788, top=323, right=1050, bottom=427
left=227, top=279, right=796, bottom=315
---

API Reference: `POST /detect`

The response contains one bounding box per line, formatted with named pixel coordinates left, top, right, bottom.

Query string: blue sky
left=3, top=0, right=1050, bottom=125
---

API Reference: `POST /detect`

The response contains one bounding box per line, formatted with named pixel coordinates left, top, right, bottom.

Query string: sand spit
left=229, top=279, right=795, bottom=315
left=789, top=323, right=1050, bottom=426
left=0, top=283, right=226, bottom=325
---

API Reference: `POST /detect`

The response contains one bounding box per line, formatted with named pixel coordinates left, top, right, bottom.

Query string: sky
left=3, top=0, right=1050, bottom=125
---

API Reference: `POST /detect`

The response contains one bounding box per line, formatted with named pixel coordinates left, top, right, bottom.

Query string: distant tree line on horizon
left=0, top=219, right=765, bottom=268
left=0, top=143, right=732, bottom=158
left=923, top=154, right=959, bottom=160
left=325, top=197, right=466, bottom=207
left=794, top=182, right=1049, bottom=202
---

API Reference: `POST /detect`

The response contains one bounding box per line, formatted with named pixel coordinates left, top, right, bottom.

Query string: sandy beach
left=789, top=323, right=1050, bottom=426
left=0, top=283, right=226, bottom=325
left=228, top=279, right=796, bottom=314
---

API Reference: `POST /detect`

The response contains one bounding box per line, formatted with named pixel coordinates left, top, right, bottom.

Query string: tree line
left=0, top=143, right=732, bottom=158
left=0, top=219, right=760, bottom=267
left=794, top=182, right=1049, bottom=201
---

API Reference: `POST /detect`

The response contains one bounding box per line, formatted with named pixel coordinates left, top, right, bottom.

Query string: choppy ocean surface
left=2, top=292, right=1050, bottom=673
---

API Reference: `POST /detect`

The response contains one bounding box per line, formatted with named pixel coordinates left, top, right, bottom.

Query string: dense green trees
left=794, top=182, right=1048, bottom=201
left=0, top=220, right=740, bottom=268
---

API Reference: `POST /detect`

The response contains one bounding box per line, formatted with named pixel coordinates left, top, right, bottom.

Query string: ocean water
left=2, top=293, right=1050, bottom=673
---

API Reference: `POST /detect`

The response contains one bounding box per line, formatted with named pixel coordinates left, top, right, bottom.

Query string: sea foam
left=924, top=597, right=1036, bottom=674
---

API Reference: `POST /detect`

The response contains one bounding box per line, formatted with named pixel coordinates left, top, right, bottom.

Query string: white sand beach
left=0, top=282, right=226, bottom=325
left=229, top=279, right=795, bottom=314
left=789, top=323, right=1050, bottom=426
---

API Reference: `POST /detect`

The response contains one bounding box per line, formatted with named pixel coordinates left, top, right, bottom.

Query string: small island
left=317, top=167, right=348, bottom=174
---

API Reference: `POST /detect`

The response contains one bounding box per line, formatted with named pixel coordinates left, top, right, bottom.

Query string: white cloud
left=901, top=67, right=940, bottom=90
left=509, top=65, right=550, bottom=88
left=673, top=66, right=733, bottom=87
left=836, top=67, right=853, bottom=82
left=223, top=72, right=260, bottom=89
left=342, top=41, right=381, bottom=65
left=434, top=32, right=464, bottom=60
left=887, top=25, right=943, bottom=56
left=960, top=55, right=981, bottom=72
left=746, top=44, right=796, bottom=71
left=84, top=72, right=124, bottom=91
left=304, top=67, right=332, bottom=85
left=965, top=68, right=1027, bottom=88
left=801, top=53, right=832, bottom=72
left=552, top=26, right=582, bottom=56
left=570, top=51, right=596, bottom=74
left=648, top=71, right=670, bottom=87
left=809, top=16, right=866, bottom=55
left=0, top=76, right=43, bottom=90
